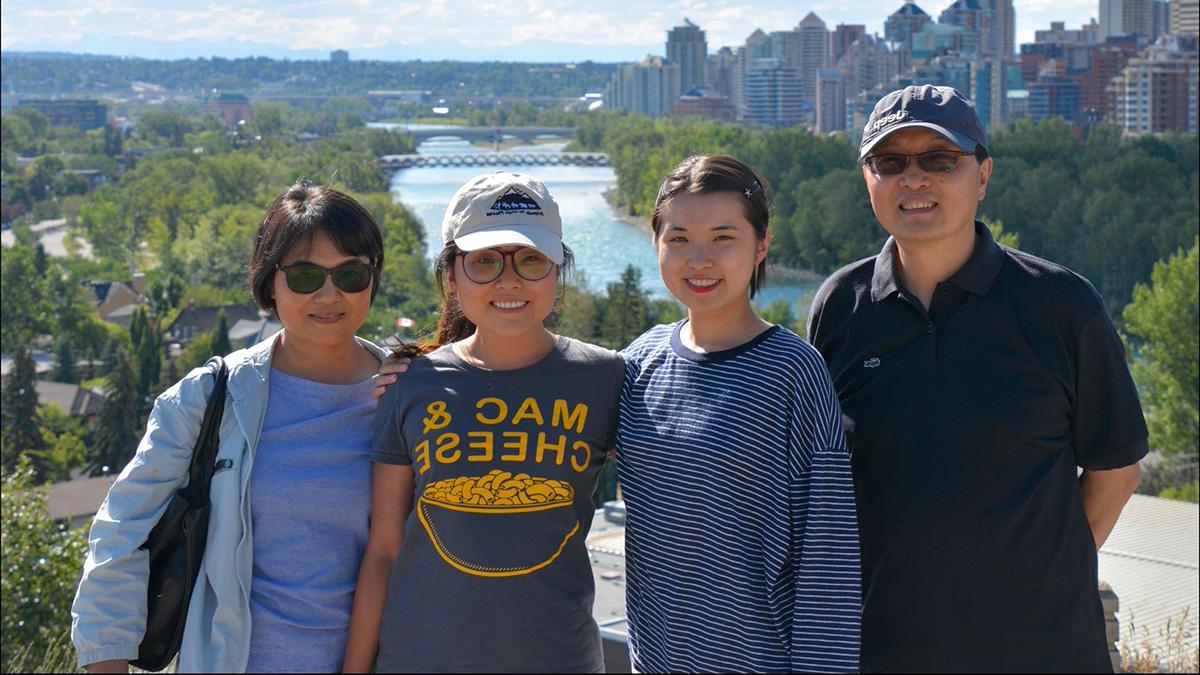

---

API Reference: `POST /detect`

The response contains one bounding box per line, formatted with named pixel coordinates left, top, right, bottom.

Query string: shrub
left=1, top=459, right=89, bottom=673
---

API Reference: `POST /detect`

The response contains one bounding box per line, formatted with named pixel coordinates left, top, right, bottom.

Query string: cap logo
left=868, top=108, right=908, bottom=134
left=487, top=186, right=543, bottom=217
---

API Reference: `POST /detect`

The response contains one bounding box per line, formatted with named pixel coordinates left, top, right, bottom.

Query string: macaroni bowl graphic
left=418, top=469, right=578, bottom=577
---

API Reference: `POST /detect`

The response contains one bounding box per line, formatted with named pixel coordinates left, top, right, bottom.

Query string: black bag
left=132, top=356, right=229, bottom=672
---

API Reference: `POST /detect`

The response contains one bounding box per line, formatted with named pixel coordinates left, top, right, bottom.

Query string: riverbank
left=601, top=188, right=825, bottom=284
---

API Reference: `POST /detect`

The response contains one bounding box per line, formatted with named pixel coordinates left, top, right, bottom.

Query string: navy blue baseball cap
left=859, top=85, right=987, bottom=160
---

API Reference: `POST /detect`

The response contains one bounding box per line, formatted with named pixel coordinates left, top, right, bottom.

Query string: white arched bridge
left=381, top=152, right=610, bottom=170
left=402, top=126, right=574, bottom=144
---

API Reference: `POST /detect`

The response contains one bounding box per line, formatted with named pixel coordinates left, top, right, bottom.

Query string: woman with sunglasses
left=72, top=182, right=389, bottom=673
left=342, top=172, right=623, bottom=673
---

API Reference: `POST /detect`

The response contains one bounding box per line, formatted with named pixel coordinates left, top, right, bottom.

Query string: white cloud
left=1, top=0, right=1098, bottom=57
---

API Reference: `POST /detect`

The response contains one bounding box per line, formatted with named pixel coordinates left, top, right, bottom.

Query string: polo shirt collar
left=870, top=220, right=1005, bottom=303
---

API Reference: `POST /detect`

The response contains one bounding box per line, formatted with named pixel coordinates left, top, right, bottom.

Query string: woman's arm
left=343, top=462, right=414, bottom=673
left=71, top=368, right=218, bottom=670
left=789, top=367, right=861, bottom=673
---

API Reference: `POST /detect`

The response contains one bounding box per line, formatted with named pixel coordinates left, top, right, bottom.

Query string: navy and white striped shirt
left=616, top=322, right=861, bottom=673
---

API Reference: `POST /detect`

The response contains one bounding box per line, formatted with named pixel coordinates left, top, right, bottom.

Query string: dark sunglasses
left=277, top=261, right=376, bottom=294
left=460, top=247, right=554, bottom=284
left=863, top=150, right=974, bottom=176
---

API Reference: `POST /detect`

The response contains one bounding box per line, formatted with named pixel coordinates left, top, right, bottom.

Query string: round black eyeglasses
left=460, top=247, right=554, bottom=284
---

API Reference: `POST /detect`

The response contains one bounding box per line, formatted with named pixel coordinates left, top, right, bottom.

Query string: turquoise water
left=387, top=137, right=819, bottom=316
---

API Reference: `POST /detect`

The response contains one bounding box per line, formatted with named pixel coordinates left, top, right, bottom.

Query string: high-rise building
left=1100, top=0, right=1154, bottom=39
left=1028, top=74, right=1082, bottom=122
left=1108, top=36, right=1199, bottom=133
left=913, top=21, right=981, bottom=59
left=706, top=47, right=739, bottom=102
left=797, top=12, right=831, bottom=102
left=833, top=24, right=867, bottom=63
left=988, top=0, right=1016, bottom=57
left=667, top=19, right=708, bottom=94
left=768, top=29, right=803, bottom=71
left=330, top=49, right=349, bottom=63
left=741, top=59, right=804, bottom=126
left=885, top=2, right=933, bottom=51
left=736, top=29, right=773, bottom=113
left=970, top=57, right=1008, bottom=128
left=605, top=56, right=682, bottom=117
left=836, top=34, right=899, bottom=99
left=940, top=0, right=991, bottom=55
left=1172, top=0, right=1200, bottom=35
left=1082, top=42, right=1139, bottom=117
left=816, top=69, right=848, bottom=132
left=1152, top=0, right=1173, bottom=38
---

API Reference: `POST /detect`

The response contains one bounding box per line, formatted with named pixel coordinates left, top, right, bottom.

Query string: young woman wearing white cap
left=368, top=158, right=862, bottom=673
left=342, top=172, right=623, bottom=673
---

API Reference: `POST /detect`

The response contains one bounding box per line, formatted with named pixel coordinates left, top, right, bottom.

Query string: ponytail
left=390, top=245, right=474, bottom=358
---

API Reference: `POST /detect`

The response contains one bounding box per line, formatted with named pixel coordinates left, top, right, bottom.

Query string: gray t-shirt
left=372, top=336, right=624, bottom=673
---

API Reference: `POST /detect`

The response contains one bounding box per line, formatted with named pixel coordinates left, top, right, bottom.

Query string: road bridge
left=402, top=126, right=574, bottom=144
left=381, top=152, right=609, bottom=170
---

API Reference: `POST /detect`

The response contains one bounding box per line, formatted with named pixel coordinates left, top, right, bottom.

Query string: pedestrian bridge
left=381, top=152, right=609, bottom=170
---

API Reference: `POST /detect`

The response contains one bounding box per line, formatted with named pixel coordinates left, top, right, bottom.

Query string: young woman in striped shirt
left=616, top=154, right=861, bottom=673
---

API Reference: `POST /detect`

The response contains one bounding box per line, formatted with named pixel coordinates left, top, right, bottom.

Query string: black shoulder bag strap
left=133, top=355, right=229, bottom=671
left=182, top=356, right=230, bottom=508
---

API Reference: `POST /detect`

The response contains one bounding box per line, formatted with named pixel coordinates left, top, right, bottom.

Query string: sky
left=1, top=0, right=1101, bottom=62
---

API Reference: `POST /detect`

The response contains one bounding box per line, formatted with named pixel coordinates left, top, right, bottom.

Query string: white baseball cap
left=441, top=171, right=564, bottom=264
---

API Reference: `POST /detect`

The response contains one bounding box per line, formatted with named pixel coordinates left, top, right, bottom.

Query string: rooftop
left=1098, top=493, right=1199, bottom=655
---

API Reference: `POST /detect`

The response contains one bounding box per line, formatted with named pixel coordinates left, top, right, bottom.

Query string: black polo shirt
left=807, top=222, right=1148, bottom=673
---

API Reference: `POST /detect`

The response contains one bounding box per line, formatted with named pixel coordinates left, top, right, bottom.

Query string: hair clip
left=744, top=180, right=761, bottom=198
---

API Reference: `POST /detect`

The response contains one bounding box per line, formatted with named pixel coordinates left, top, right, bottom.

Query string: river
left=383, top=127, right=819, bottom=317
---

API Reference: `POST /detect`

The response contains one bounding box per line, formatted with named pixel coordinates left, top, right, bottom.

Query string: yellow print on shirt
left=411, top=397, right=593, bottom=476
left=418, top=470, right=579, bottom=577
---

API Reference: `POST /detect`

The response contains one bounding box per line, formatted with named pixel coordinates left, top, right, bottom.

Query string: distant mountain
left=1, top=36, right=659, bottom=63
left=2, top=51, right=143, bottom=61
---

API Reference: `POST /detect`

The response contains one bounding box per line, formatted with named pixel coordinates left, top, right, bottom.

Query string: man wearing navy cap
left=807, top=85, right=1147, bottom=672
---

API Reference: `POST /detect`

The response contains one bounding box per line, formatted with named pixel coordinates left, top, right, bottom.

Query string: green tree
left=146, top=274, right=185, bottom=317
left=74, top=317, right=111, bottom=381
left=176, top=331, right=215, bottom=374
left=11, top=107, right=49, bottom=138
left=758, top=298, right=797, bottom=330
left=77, top=189, right=137, bottom=269
left=0, top=459, right=90, bottom=673
left=53, top=336, right=77, bottom=384
left=555, top=280, right=600, bottom=344
left=87, top=349, right=141, bottom=476
left=29, top=403, right=88, bottom=483
left=131, top=308, right=163, bottom=405
left=138, top=110, right=192, bottom=146
left=0, top=244, right=51, bottom=351
left=1, top=112, right=36, bottom=155
left=249, top=102, right=287, bottom=137
left=984, top=218, right=1020, bottom=249
left=600, top=265, right=649, bottom=350
left=0, top=346, right=47, bottom=473
left=211, top=309, right=232, bottom=357
left=1123, top=239, right=1199, bottom=464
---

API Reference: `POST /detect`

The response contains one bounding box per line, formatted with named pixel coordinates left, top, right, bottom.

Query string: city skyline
left=2, top=0, right=1102, bottom=62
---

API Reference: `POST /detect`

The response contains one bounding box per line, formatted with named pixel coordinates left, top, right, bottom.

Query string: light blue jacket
left=71, top=333, right=386, bottom=672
